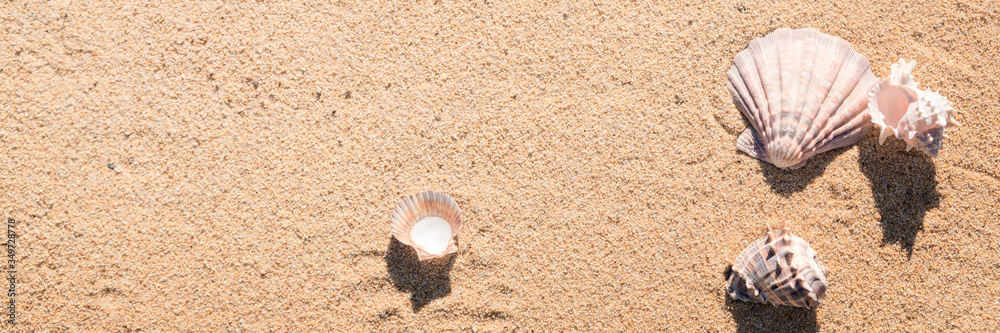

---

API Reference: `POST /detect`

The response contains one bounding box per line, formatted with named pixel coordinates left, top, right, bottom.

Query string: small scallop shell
left=726, top=227, right=828, bottom=308
left=868, top=59, right=960, bottom=157
left=389, top=191, right=463, bottom=261
left=728, top=28, right=878, bottom=170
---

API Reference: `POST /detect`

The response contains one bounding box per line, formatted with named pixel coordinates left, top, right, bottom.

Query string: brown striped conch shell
left=868, top=59, right=959, bottom=157
left=728, top=28, right=878, bottom=170
left=725, top=226, right=828, bottom=308
left=389, top=191, right=463, bottom=261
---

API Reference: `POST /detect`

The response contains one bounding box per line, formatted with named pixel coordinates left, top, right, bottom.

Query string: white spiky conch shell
left=728, top=28, right=878, bottom=170
left=726, top=227, right=828, bottom=308
left=868, top=59, right=960, bottom=157
left=389, top=191, right=463, bottom=261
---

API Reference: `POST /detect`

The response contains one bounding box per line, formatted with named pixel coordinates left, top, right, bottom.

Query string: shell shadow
left=858, top=133, right=940, bottom=257
left=385, top=237, right=457, bottom=312
left=756, top=146, right=849, bottom=196
left=725, top=298, right=819, bottom=333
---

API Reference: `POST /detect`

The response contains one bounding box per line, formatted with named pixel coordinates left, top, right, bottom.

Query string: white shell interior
left=873, top=82, right=918, bottom=129
left=868, top=59, right=958, bottom=157
left=409, top=216, right=453, bottom=255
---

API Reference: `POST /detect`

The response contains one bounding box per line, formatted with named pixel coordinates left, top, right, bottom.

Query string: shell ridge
left=737, top=128, right=768, bottom=162
left=757, top=32, right=785, bottom=146
left=825, top=68, right=877, bottom=139
left=789, top=37, right=831, bottom=155
left=816, top=52, right=866, bottom=134
left=792, top=31, right=819, bottom=129
left=729, top=64, right=766, bottom=135
left=772, top=34, right=808, bottom=166
left=773, top=31, right=825, bottom=166
left=810, top=90, right=875, bottom=152
left=794, top=34, right=846, bottom=154
left=749, top=36, right=778, bottom=144
left=813, top=120, right=871, bottom=154
left=803, top=50, right=870, bottom=153
left=737, top=56, right=773, bottom=134
left=776, top=34, right=801, bottom=164
left=732, top=47, right=776, bottom=149
left=798, top=47, right=849, bottom=150
left=790, top=30, right=819, bottom=133
left=733, top=54, right=771, bottom=135
left=796, top=34, right=825, bottom=128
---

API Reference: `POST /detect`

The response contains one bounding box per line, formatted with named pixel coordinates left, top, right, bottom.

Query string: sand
left=2, top=0, right=998, bottom=331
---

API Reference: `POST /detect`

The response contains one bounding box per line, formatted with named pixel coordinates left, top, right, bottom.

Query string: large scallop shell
left=868, top=59, right=959, bottom=157
left=389, top=191, right=463, bottom=261
left=728, top=28, right=878, bottom=170
left=725, top=227, right=828, bottom=308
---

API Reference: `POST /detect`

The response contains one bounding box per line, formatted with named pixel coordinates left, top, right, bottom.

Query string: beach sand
left=2, top=0, right=998, bottom=331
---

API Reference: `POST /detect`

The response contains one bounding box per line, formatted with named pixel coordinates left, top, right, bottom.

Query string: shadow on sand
left=385, top=237, right=457, bottom=312
left=858, top=134, right=940, bottom=257
left=756, top=146, right=850, bottom=196
left=726, top=297, right=819, bottom=333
